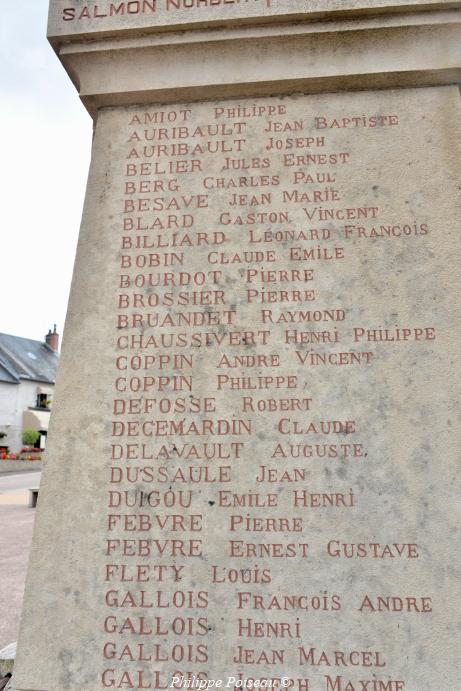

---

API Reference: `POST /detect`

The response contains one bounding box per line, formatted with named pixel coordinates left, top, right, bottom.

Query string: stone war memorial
left=12, top=1, right=461, bottom=690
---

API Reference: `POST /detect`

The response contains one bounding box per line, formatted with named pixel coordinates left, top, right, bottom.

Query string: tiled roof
left=0, top=360, right=18, bottom=384
left=0, top=333, right=58, bottom=385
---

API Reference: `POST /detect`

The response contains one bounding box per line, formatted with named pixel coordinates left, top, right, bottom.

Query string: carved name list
left=94, top=88, right=458, bottom=691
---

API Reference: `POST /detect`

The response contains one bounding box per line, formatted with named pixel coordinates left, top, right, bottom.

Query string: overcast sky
left=0, top=1, right=92, bottom=343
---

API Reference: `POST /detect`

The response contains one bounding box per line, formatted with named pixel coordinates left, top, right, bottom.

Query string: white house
left=0, top=327, right=59, bottom=453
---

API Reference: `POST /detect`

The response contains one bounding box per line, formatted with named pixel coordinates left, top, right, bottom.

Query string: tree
left=22, top=428, right=40, bottom=446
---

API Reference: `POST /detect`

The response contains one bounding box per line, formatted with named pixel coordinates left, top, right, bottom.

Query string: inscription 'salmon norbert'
left=13, top=85, right=461, bottom=691
left=47, top=0, right=458, bottom=39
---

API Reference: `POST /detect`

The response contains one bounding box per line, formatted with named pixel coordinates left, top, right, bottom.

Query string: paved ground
left=0, top=472, right=41, bottom=494
left=0, top=473, right=40, bottom=650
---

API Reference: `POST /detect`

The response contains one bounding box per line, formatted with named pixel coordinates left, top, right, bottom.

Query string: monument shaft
left=13, top=3, right=461, bottom=690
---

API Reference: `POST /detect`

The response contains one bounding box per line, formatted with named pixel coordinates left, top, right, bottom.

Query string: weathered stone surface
left=54, top=10, right=461, bottom=117
left=48, top=0, right=461, bottom=43
left=13, top=85, right=461, bottom=690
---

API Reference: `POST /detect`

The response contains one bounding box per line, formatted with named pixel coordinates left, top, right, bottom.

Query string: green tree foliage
left=22, top=428, right=40, bottom=446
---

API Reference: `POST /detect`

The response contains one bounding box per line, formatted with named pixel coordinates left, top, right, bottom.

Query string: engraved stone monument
left=13, top=2, right=461, bottom=690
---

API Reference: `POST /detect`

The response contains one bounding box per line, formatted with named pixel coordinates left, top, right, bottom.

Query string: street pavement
left=0, top=472, right=41, bottom=504
left=0, top=472, right=40, bottom=649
